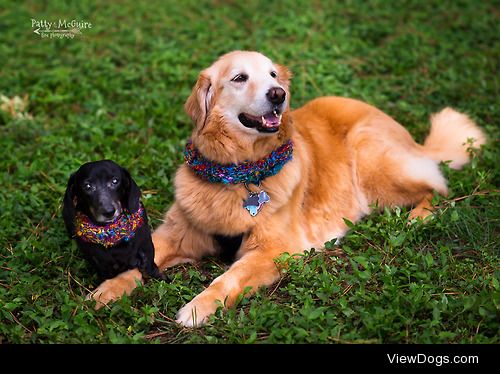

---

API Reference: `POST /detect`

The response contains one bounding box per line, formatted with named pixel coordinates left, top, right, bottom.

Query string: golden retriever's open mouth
left=238, top=110, right=282, bottom=133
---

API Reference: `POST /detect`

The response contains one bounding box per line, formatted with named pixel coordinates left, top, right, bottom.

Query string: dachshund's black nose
left=102, top=208, right=116, bottom=219
left=266, top=87, right=286, bottom=105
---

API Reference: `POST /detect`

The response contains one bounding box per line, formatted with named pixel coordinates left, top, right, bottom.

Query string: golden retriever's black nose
left=266, top=87, right=286, bottom=105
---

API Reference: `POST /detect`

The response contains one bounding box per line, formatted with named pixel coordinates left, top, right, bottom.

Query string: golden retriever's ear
left=276, top=63, right=293, bottom=88
left=184, top=70, right=214, bottom=130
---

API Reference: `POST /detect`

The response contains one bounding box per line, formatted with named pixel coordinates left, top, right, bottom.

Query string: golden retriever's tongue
left=262, top=112, right=281, bottom=128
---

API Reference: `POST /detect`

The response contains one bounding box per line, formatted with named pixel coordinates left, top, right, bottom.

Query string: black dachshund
left=63, top=160, right=164, bottom=282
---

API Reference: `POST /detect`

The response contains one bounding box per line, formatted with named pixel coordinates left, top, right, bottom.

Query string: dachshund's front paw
left=86, top=269, right=143, bottom=310
left=86, top=280, right=123, bottom=309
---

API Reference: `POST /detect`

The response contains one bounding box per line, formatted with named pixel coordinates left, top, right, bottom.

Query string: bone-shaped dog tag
left=243, top=190, right=270, bottom=216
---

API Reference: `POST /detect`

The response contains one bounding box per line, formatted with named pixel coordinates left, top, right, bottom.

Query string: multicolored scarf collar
left=75, top=204, right=145, bottom=248
left=184, top=139, right=294, bottom=185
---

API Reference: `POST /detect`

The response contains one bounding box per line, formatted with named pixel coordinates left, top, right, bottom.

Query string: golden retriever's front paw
left=176, top=293, right=219, bottom=327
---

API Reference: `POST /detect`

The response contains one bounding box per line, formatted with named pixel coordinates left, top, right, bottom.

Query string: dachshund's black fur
left=63, top=160, right=164, bottom=281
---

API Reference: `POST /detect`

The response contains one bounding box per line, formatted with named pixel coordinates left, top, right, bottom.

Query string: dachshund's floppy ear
left=184, top=69, right=214, bottom=131
left=121, top=167, right=141, bottom=213
left=62, top=172, right=77, bottom=236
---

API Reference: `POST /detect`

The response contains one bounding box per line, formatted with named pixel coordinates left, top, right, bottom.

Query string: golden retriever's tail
left=422, top=108, right=486, bottom=170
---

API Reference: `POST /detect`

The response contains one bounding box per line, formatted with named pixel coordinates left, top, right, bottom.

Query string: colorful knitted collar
left=184, top=139, right=294, bottom=185
left=75, top=204, right=145, bottom=248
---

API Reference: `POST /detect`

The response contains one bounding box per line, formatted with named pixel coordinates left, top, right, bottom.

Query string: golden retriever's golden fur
left=88, top=51, right=485, bottom=326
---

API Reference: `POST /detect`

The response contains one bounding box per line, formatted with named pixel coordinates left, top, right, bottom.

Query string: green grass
left=0, top=0, right=498, bottom=344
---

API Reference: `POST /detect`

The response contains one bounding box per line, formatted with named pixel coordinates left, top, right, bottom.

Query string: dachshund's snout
left=92, top=195, right=121, bottom=223
left=102, top=207, right=117, bottom=220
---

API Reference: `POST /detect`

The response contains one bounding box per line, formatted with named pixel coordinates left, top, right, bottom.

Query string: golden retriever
left=88, top=51, right=485, bottom=326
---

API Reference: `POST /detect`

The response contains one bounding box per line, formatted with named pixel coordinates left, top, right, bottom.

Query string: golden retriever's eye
left=231, top=74, right=248, bottom=83
left=270, top=71, right=277, bottom=78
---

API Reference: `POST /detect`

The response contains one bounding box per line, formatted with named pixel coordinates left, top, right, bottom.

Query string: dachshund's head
left=63, top=160, right=141, bottom=234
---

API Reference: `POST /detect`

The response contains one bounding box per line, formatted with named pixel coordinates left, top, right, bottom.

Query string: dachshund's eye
left=84, top=183, right=92, bottom=191
left=231, top=73, right=248, bottom=83
left=111, top=178, right=119, bottom=185
left=270, top=71, right=277, bottom=78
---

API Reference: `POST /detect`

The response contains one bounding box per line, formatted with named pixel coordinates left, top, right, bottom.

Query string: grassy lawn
left=0, top=0, right=498, bottom=344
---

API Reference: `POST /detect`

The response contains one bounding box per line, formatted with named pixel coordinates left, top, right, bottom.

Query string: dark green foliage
left=0, top=0, right=498, bottom=343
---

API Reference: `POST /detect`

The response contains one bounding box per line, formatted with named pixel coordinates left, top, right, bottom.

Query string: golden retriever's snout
left=237, top=87, right=287, bottom=133
left=238, top=111, right=283, bottom=133
left=267, top=87, right=286, bottom=105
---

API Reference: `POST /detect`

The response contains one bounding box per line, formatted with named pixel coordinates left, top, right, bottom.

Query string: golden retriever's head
left=185, top=51, right=292, bottom=140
